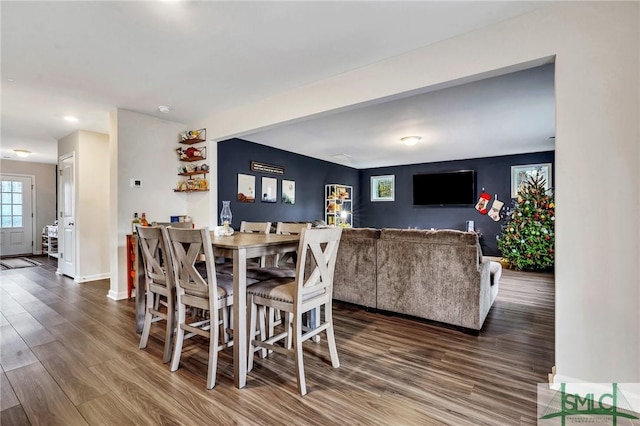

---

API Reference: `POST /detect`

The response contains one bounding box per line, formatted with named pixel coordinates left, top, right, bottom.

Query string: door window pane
left=0, top=179, right=25, bottom=229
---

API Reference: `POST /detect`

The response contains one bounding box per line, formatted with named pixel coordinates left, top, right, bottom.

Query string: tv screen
left=413, top=170, right=476, bottom=205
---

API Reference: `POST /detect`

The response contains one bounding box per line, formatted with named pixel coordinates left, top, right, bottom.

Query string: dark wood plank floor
left=0, top=256, right=554, bottom=425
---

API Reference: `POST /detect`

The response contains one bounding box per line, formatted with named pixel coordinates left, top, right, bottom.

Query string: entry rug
left=0, top=257, right=42, bottom=270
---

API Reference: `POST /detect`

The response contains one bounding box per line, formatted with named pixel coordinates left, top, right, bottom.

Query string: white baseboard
left=74, top=273, right=110, bottom=283
left=107, top=289, right=130, bottom=301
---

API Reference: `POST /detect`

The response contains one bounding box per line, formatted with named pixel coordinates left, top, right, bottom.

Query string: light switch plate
left=130, top=179, right=142, bottom=188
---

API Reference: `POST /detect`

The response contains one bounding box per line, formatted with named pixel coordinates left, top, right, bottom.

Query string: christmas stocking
left=475, top=191, right=491, bottom=214
left=488, top=198, right=504, bottom=221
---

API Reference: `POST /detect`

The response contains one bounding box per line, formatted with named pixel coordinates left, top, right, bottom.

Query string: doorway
left=0, top=174, right=34, bottom=257
left=59, top=154, right=75, bottom=278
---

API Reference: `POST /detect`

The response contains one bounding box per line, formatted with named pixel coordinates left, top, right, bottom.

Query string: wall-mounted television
left=413, top=170, right=476, bottom=205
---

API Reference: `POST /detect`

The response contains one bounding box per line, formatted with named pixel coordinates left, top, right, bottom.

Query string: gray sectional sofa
left=333, top=227, right=501, bottom=332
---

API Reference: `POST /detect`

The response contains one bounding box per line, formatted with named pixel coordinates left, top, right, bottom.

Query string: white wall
left=196, top=3, right=640, bottom=383
left=109, top=109, right=186, bottom=300
left=0, top=160, right=57, bottom=254
left=77, top=131, right=110, bottom=281
left=58, top=130, right=110, bottom=282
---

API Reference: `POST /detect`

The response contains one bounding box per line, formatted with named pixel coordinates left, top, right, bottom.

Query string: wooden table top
left=209, top=232, right=299, bottom=248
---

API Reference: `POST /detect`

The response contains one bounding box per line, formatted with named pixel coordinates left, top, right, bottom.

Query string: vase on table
left=220, top=201, right=233, bottom=235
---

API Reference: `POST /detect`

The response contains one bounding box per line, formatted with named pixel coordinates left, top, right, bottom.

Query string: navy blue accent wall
left=218, top=139, right=553, bottom=256
left=360, top=151, right=555, bottom=256
left=217, top=138, right=359, bottom=226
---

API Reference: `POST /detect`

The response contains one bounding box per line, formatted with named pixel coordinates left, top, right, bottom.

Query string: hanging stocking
left=475, top=191, right=491, bottom=214
left=488, top=196, right=504, bottom=221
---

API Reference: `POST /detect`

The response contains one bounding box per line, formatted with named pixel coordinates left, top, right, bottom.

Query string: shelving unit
left=175, top=128, right=209, bottom=192
left=42, top=225, right=59, bottom=258
left=325, top=184, right=353, bottom=228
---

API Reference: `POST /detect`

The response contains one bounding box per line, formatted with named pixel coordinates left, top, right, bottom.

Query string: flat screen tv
left=413, top=170, right=476, bottom=206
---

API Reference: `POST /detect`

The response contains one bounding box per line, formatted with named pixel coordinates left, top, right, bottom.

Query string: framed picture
left=237, top=174, right=255, bottom=203
left=261, top=177, right=277, bottom=203
left=371, top=175, right=395, bottom=202
left=282, top=179, right=295, bottom=204
left=511, top=163, right=552, bottom=197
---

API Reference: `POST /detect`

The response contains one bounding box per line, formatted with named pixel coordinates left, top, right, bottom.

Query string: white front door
left=59, top=155, right=75, bottom=278
left=0, top=175, right=34, bottom=257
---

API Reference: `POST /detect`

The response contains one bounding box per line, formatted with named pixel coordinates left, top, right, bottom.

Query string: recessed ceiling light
left=158, top=105, right=172, bottom=114
left=14, top=149, right=31, bottom=158
left=64, top=116, right=79, bottom=123
left=401, top=136, right=421, bottom=146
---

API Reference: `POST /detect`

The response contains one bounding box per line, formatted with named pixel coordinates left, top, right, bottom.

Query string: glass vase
left=220, top=201, right=232, bottom=232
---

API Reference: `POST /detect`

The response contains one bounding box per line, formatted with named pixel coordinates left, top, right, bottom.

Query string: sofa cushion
left=341, top=227, right=381, bottom=240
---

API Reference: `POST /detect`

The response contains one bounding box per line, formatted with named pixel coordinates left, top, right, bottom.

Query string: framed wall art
left=282, top=179, right=295, bottom=204
left=261, top=177, right=277, bottom=203
left=237, top=174, right=255, bottom=203
left=371, top=175, right=395, bottom=202
left=511, top=163, right=552, bottom=197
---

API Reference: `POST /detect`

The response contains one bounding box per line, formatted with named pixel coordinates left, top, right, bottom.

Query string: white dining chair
left=247, top=227, right=343, bottom=396
left=165, top=227, right=234, bottom=389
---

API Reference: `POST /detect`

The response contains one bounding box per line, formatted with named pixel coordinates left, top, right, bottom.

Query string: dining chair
left=247, top=227, right=343, bottom=396
left=217, top=221, right=273, bottom=276
left=274, top=222, right=312, bottom=268
left=165, top=227, right=234, bottom=389
left=240, top=221, right=272, bottom=267
left=137, top=226, right=176, bottom=363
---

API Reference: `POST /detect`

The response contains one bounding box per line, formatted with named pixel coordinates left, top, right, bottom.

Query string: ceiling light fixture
left=158, top=105, right=172, bottom=114
left=64, top=116, right=79, bottom=123
left=401, top=136, right=421, bottom=146
left=14, top=149, right=31, bottom=158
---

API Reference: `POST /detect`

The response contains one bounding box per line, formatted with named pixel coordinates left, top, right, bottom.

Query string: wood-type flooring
left=0, top=256, right=554, bottom=425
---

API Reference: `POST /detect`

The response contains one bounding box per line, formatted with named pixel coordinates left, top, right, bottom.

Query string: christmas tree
left=497, top=173, right=555, bottom=271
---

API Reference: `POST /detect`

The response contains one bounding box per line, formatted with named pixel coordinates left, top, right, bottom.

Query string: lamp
left=401, top=136, right=421, bottom=146
left=14, top=149, right=31, bottom=158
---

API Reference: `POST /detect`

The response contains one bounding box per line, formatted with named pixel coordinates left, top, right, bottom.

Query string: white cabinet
left=325, top=184, right=353, bottom=228
left=42, top=225, right=58, bottom=258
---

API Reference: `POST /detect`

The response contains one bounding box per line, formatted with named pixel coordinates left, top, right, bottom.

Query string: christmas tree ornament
left=488, top=195, right=504, bottom=221
left=475, top=190, right=491, bottom=214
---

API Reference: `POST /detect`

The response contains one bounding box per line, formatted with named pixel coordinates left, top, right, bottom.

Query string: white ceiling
left=1, top=1, right=555, bottom=166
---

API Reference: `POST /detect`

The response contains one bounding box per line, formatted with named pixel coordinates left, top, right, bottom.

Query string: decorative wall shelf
left=179, top=156, right=206, bottom=162
left=175, top=128, right=208, bottom=193
left=174, top=188, right=210, bottom=193
left=179, top=138, right=206, bottom=145
left=178, top=170, right=209, bottom=177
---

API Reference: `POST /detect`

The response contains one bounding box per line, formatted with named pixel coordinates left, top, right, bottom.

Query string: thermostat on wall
left=130, top=179, right=142, bottom=188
